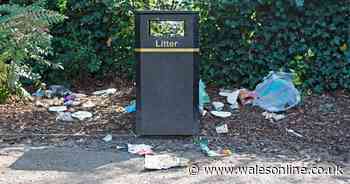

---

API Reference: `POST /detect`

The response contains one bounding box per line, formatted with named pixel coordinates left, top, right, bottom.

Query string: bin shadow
left=10, top=147, right=137, bottom=172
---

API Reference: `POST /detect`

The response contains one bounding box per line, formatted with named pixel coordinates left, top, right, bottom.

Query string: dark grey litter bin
left=135, top=11, right=199, bottom=135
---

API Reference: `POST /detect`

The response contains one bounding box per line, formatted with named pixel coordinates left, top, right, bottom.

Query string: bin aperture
left=150, top=20, right=185, bottom=38
left=135, top=11, right=199, bottom=135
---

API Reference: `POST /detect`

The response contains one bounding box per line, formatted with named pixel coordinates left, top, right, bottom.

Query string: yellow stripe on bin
left=135, top=48, right=200, bottom=53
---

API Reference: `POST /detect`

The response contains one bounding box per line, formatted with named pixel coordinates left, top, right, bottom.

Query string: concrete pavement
left=0, top=143, right=349, bottom=184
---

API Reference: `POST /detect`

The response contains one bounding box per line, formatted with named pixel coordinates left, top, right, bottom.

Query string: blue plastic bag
left=253, top=71, right=301, bottom=112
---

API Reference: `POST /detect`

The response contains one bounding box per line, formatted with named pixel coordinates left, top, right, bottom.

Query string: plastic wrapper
left=253, top=71, right=301, bottom=112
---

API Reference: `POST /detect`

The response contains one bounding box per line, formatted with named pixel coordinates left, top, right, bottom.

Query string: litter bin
left=135, top=11, right=199, bottom=135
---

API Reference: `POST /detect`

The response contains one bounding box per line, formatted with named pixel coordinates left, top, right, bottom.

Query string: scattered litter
left=199, top=140, right=221, bottom=157
left=48, top=98, right=64, bottom=106
left=199, top=79, right=210, bottom=108
left=92, top=88, right=117, bottom=96
left=220, top=89, right=241, bottom=110
left=44, top=90, right=53, bottom=98
left=144, top=154, right=189, bottom=170
left=286, top=128, right=303, bottom=138
left=201, top=109, right=208, bottom=116
left=253, top=71, right=301, bottom=112
left=227, top=90, right=240, bottom=105
left=56, top=112, right=74, bottom=122
left=67, top=108, right=76, bottom=113
left=262, top=112, right=286, bottom=121
left=35, top=100, right=49, bottom=108
left=48, top=106, right=67, bottom=112
left=64, top=94, right=76, bottom=102
left=230, top=104, right=239, bottom=110
left=125, top=100, right=136, bottom=113
left=239, top=89, right=256, bottom=105
left=72, top=111, right=93, bottom=121
left=63, top=100, right=74, bottom=106
left=319, top=103, right=336, bottom=113
left=73, top=93, right=87, bottom=98
left=72, top=101, right=81, bottom=106
left=64, top=98, right=80, bottom=107
left=115, top=106, right=125, bottom=113
left=116, top=145, right=127, bottom=150
left=210, top=111, right=231, bottom=118
left=219, top=89, right=233, bottom=97
left=216, top=124, right=229, bottom=134
left=48, top=85, right=72, bottom=97
left=127, top=144, right=153, bottom=156
left=198, top=138, right=232, bottom=157
left=199, top=79, right=210, bottom=116
left=221, top=148, right=233, bottom=156
left=32, top=89, right=45, bottom=97
left=199, top=105, right=207, bottom=116
left=102, top=134, right=113, bottom=142
left=38, top=98, right=63, bottom=107
left=82, top=101, right=96, bottom=108
left=212, top=101, right=224, bottom=111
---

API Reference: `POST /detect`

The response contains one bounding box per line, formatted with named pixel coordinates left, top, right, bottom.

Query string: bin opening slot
left=150, top=20, right=185, bottom=38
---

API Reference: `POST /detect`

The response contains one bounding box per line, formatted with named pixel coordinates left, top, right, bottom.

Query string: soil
left=0, top=85, right=350, bottom=166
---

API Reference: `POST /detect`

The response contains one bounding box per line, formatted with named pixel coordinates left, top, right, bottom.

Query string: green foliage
left=44, top=0, right=135, bottom=83
left=0, top=55, right=9, bottom=104
left=150, top=20, right=185, bottom=38
left=196, top=0, right=350, bottom=92
left=4, top=0, right=349, bottom=93
left=43, top=0, right=194, bottom=83
left=0, top=86, right=10, bottom=104
left=0, top=1, right=65, bottom=98
left=0, top=60, right=7, bottom=86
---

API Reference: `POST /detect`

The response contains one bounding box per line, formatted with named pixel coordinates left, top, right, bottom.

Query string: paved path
left=0, top=142, right=349, bottom=184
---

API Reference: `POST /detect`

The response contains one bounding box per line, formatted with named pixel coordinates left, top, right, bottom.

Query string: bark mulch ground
left=0, top=85, right=349, bottom=165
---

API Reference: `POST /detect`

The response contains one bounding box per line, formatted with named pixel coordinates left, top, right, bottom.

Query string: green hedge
left=21, top=0, right=350, bottom=92
left=43, top=0, right=135, bottom=84
left=197, top=0, right=350, bottom=92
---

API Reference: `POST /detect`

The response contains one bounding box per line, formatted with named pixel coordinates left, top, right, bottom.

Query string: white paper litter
left=92, top=88, right=117, bottom=96
left=210, top=111, right=232, bottom=118
left=216, top=124, right=229, bottom=134
left=212, top=101, right=224, bottom=111
left=48, top=106, right=67, bottom=112
left=219, top=89, right=233, bottom=97
left=286, top=129, right=303, bottom=138
left=127, top=144, right=153, bottom=156
left=56, top=112, right=74, bottom=122
left=144, top=154, right=189, bottom=170
left=227, top=90, right=241, bottom=105
left=262, top=112, right=286, bottom=121
left=102, top=134, right=113, bottom=142
left=72, top=111, right=93, bottom=121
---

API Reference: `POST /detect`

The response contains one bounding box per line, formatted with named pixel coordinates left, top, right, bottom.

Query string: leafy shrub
left=0, top=1, right=65, bottom=98
left=195, top=0, right=350, bottom=92
left=0, top=86, right=9, bottom=104
left=44, top=0, right=193, bottom=83
left=44, top=0, right=135, bottom=83
left=5, top=0, right=350, bottom=93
